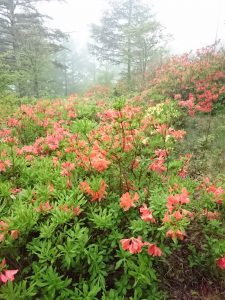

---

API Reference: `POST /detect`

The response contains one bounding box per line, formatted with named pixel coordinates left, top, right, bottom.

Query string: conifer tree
left=90, top=0, right=165, bottom=88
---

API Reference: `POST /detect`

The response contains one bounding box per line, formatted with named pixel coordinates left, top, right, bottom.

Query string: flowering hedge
left=0, top=91, right=224, bottom=299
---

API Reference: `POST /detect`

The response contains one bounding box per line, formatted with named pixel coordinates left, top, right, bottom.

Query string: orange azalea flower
left=60, top=204, right=70, bottom=212
left=11, top=230, right=19, bottom=240
left=206, top=185, right=225, bottom=204
left=25, top=155, right=33, bottom=161
left=80, top=181, right=92, bottom=194
left=178, top=168, right=188, bottom=178
left=149, top=158, right=167, bottom=174
left=80, top=180, right=107, bottom=202
left=162, top=212, right=171, bottom=223
left=120, top=192, right=139, bottom=211
left=179, top=188, right=190, bottom=204
left=0, top=259, right=18, bottom=284
left=156, top=124, right=168, bottom=137
left=203, top=209, right=220, bottom=220
left=140, top=204, right=156, bottom=223
left=175, top=229, right=186, bottom=240
left=147, top=243, right=162, bottom=257
left=155, top=149, right=168, bottom=158
left=61, top=161, right=75, bottom=177
left=168, top=129, right=186, bottom=140
left=0, top=129, right=11, bottom=138
left=167, top=195, right=179, bottom=213
left=0, top=221, right=8, bottom=231
left=72, top=206, right=81, bottom=216
left=149, top=149, right=168, bottom=174
left=166, top=229, right=186, bottom=240
left=166, top=229, right=176, bottom=240
left=0, top=161, right=7, bottom=172
left=167, top=188, right=190, bottom=212
left=91, top=156, right=110, bottom=172
left=37, top=201, right=53, bottom=212
left=173, top=210, right=183, bottom=221
left=120, top=237, right=143, bottom=254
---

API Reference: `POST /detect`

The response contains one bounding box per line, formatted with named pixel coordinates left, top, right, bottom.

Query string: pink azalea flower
left=0, top=269, right=18, bottom=284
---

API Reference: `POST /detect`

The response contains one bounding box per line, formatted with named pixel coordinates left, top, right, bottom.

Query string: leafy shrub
left=0, top=92, right=224, bottom=299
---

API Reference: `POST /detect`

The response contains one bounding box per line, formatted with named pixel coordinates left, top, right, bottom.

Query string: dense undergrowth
left=0, top=46, right=225, bottom=299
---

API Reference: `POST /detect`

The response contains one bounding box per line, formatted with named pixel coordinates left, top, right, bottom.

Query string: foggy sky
left=38, top=0, right=225, bottom=53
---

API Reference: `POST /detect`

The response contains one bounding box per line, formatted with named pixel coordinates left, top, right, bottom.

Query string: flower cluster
left=149, top=149, right=168, bottom=174
left=139, top=204, right=156, bottom=223
left=0, top=259, right=18, bottom=284
left=120, top=192, right=139, bottom=211
left=120, top=237, right=162, bottom=257
left=0, top=221, right=19, bottom=242
left=80, top=179, right=107, bottom=202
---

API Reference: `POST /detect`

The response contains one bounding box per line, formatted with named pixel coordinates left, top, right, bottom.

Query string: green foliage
left=0, top=281, right=36, bottom=300
left=0, top=92, right=224, bottom=299
left=0, top=54, right=15, bottom=100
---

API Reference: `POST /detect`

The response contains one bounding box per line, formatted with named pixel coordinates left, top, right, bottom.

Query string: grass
left=177, top=110, right=225, bottom=179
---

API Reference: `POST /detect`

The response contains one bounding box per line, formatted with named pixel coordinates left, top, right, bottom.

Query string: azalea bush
left=144, top=45, right=225, bottom=180
left=147, top=44, right=225, bottom=113
left=0, top=91, right=224, bottom=299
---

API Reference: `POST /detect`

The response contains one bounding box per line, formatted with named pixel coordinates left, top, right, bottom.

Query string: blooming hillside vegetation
left=0, top=47, right=225, bottom=299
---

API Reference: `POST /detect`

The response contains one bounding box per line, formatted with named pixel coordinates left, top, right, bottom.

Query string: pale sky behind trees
left=38, top=0, right=225, bottom=53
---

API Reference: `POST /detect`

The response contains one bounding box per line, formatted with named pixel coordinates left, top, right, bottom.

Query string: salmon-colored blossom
left=155, top=149, right=168, bottom=158
left=166, top=229, right=186, bottom=240
left=203, top=210, right=220, bottom=220
left=0, top=129, right=12, bottom=138
left=168, top=129, right=186, bottom=140
left=140, top=204, right=156, bottom=223
left=162, top=212, right=171, bottom=223
left=11, top=230, right=19, bottom=240
left=120, top=237, right=143, bottom=254
left=0, top=269, right=18, bottom=284
left=0, top=259, right=18, bottom=284
left=0, top=221, right=8, bottom=231
left=61, top=161, right=75, bottom=177
left=149, top=158, right=167, bottom=174
left=156, top=124, right=168, bottom=137
left=173, top=210, right=183, bottom=221
left=91, top=156, right=110, bottom=172
left=0, top=160, right=11, bottom=173
left=120, top=192, right=139, bottom=211
left=37, top=201, right=53, bottom=212
left=149, top=149, right=168, bottom=174
left=7, top=118, right=21, bottom=127
left=167, top=188, right=190, bottom=212
left=147, top=243, right=162, bottom=257
left=72, top=206, right=81, bottom=216
left=80, top=180, right=107, bottom=202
